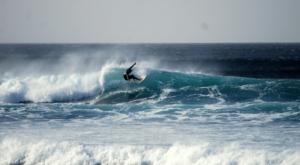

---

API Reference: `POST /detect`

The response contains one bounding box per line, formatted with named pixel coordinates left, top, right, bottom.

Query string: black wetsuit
left=123, top=63, right=140, bottom=81
left=123, top=73, right=139, bottom=81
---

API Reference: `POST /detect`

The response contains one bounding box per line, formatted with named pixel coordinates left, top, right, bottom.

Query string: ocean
left=0, top=43, right=300, bottom=165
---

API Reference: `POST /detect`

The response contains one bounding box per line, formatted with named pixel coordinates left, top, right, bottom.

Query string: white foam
left=1, top=138, right=299, bottom=165
left=0, top=79, right=27, bottom=103
left=91, top=86, right=148, bottom=104
left=0, top=71, right=104, bottom=103
left=145, top=87, right=176, bottom=104
left=199, top=85, right=226, bottom=110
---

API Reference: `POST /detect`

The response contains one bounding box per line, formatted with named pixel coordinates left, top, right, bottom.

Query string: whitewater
left=0, top=44, right=300, bottom=165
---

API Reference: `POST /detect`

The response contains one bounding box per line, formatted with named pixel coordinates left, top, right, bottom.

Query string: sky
left=1, top=0, right=300, bottom=43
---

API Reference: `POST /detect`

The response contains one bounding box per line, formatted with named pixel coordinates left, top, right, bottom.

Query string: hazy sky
left=1, top=0, right=300, bottom=43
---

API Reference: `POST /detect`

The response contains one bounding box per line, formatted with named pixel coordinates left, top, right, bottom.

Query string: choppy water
left=0, top=44, right=300, bottom=165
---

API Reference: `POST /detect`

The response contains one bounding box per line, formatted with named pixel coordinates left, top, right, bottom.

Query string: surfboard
left=134, top=76, right=146, bottom=84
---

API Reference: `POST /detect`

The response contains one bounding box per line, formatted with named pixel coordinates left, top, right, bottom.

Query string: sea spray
left=0, top=72, right=103, bottom=103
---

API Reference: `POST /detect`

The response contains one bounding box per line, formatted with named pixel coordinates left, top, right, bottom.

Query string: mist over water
left=1, top=43, right=300, bottom=78
left=1, top=44, right=300, bottom=164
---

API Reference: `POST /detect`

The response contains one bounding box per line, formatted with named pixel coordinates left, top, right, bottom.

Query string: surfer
left=123, top=62, right=142, bottom=82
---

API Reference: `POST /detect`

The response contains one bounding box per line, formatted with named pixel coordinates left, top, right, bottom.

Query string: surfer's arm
left=129, top=62, right=136, bottom=70
left=126, top=62, right=136, bottom=73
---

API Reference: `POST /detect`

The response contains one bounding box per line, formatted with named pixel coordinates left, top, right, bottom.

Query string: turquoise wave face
left=97, top=68, right=300, bottom=105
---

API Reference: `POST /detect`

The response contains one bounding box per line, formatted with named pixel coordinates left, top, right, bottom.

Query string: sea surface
left=0, top=43, right=300, bottom=165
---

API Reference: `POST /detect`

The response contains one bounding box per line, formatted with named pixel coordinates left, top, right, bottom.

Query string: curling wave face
left=1, top=67, right=299, bottom=104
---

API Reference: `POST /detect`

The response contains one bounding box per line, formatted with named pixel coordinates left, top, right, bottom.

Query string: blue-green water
left=0, top=44, right=300, bottom=164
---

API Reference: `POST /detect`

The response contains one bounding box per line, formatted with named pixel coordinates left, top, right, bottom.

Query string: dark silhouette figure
left=123, top=62, right=141, bottom=82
